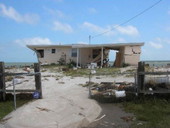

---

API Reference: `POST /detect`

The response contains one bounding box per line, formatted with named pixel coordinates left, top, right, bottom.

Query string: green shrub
left=123, top=63, right=130, bottom=67
left=67, top=59, right=76, bottom=68
left=57, top=58, right=66, bottom=65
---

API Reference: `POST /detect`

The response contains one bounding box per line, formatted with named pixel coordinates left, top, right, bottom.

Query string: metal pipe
left=13, top=76, right=16, bottom=110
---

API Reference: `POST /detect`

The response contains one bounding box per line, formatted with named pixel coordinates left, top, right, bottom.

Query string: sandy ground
left=0, top=68, right=134, bottom=128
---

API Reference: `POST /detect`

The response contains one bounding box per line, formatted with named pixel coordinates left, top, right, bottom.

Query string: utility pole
left=89, top=35, right=91, bottom=44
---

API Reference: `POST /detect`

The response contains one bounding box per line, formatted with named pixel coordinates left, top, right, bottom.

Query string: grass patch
left=64, top=67, right=120, bottom=77
left=41, top=65, right=68, bottom=73
left=64, top=68, right=90, bottom=76
left=0, top=93, right=33, bottom=120
left=41, top=64, right=121, bottom=76
left=125, top=74, right=135, bottom=77
left=123, top=96, right=170, bottom=128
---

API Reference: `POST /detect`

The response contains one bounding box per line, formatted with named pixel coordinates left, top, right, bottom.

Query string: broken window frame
left=37, top=50, right=44, bottom=58
left=51, top=49, right=56, bottom=54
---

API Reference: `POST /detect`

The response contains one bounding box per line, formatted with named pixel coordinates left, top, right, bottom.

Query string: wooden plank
left=4, top=72, right=40, bottom=76
left=6, top=89, right=35, bottom=93
left=34, top=63, right=42, bottom=98
left=138, top=72, right=170, bottom=75
left=0, top=62, right=6, bottom=101
left=139, top=90, right=170, bottom=94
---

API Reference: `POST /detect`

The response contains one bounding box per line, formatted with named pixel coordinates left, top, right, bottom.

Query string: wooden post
left=101, top=47, right=103, bottom=68
left=34, top=63, right=42, bottom=98
left=0, top=62, right=6, bottom=101
left=76, top=48, right=79, bottom=67
left=137, top=61, right=145, bottom=93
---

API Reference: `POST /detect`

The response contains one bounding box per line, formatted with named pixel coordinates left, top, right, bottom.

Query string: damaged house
left=27, top=43, right=144, bottom=67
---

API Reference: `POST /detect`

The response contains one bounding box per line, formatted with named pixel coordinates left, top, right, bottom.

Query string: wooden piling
left=0, top=62, right=6, bottom=101
left=34, top=63, right=42, bottom=98
left=137, top=61, right=145, bottom=93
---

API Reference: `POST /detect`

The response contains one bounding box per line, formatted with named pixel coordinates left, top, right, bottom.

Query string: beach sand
left=1, top=67, right=135, bottom=128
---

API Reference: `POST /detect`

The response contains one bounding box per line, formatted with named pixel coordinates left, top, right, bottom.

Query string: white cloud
left=43, top=7, right=66, bottom=19
left=116, top=25, right=139, bottom=36
left=156, top=38, right=170, bottom=44
left=165, top=39, right=170, bottom=44
left=88, top=8, right=97, bottom=14
left=81, top=22, right=139, bottom=36
left=0, top=3, right=39, bottom=24
left=53, top=21, right=73, bottom=33
left=82, top=22, right=115, bottom=36
left=55, top=10, right=65, bottom=18
left=148, top=37, right=170, bottom=49
left=15, top=37, right=53, bottom=47
left=149, top=42, right=163, bottom=49
left=115, top=38, right=126, bottom=43
left=168, top=10, right=170, bottom=15
left=77, top=41, right=88, bottom=44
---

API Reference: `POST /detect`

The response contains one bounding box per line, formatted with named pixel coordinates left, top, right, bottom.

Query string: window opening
left=71, top=48, right=77, bottom=57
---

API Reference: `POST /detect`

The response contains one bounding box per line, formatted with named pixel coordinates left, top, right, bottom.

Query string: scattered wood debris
left=1, top=117, right=12, bottom=123
left=121, top=116, right=134, bottom=122
left=93, top=114, right=106, bottom=122
left=43, top=75, right=55, bottom=77
left=44, top=78, right=49, bottom=81
left=15, top=76, right=25, bottom=79
left=78, top=112, right=85, bottom=117
left=89, top=82, right=134, bottom=99
left=36, top=107, right=50, bottom=112
left=96, top=77, right=101, bottom=79
left=58, top=82, right=65, bottom=84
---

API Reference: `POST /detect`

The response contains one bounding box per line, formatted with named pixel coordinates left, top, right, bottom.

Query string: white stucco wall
left=35, top=45, right=142, bottom=66
left=123, top=46, right=141, bottom=65
left=37, top=47, right=72, bottom=64
left=79, top=48, right=92, bottom=65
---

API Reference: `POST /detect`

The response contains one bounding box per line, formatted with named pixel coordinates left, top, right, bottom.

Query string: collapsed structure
left=27, top=43, right=144, bottom=67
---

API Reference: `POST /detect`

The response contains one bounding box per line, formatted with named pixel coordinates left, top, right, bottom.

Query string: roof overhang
left=27, top=44, right=72, bottom=50
left=72, top=42, right=144, bottom=51
left=27, top=42, right=144, bottom=51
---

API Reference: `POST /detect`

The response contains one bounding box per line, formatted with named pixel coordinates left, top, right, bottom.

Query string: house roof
left=72, top=42, right=144, bottom=48
left=27, top=42, right=144, bottom=50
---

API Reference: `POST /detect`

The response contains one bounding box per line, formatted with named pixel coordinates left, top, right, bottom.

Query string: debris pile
left=90, top=82, right=134, bottom=99
left=145, top=76, right=170, bottom=91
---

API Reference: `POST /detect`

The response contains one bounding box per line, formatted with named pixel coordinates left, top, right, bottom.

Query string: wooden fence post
left=34, top=63, right=42, bottom=99
left=137, top=61, right=145, bottom=93
left=0, top=62, right=6, bottom=101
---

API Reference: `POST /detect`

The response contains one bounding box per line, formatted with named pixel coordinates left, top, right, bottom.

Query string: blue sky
left=0, top=0, right=170, bottom=62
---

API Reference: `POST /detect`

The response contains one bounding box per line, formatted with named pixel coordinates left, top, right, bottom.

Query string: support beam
left=101, top=47, right=103, bottom=68
left=76, top=48, right=79, bottom=67
left=79, top=49, right=81, bottom=67
left=34, top=63, right=42, bottom=99
left=0, top=62, right=6, bottom=101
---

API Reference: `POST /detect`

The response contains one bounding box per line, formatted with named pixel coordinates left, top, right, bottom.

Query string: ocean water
left=5, top=62, right=35, bottom=67
left=143, top=61, right=170, bottom=67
